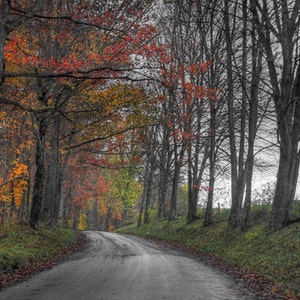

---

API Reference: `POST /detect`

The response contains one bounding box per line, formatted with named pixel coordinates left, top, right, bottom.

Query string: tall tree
left=222, top=0, right=269, bottom=228
left=240, top=1, right=263, bottom=227
left=1, top=0, right=156, bottom=229
left=251, top=0, right=300, bottom=229
left=223, top=0, right=243, bottom=228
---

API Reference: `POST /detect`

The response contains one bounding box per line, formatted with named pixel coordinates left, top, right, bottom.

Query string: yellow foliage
left=78, top=212, right=87, bottom=231
left=0, top=159, right=29, bottom=207
left=108, top=224, right=115, bottom=231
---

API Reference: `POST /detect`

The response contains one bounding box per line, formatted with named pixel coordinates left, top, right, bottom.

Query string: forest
left=0, top=0, right=300, bottom=232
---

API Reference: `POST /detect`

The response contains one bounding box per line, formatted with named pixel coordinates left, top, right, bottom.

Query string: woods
left=0, top=0, right=299, bottom=231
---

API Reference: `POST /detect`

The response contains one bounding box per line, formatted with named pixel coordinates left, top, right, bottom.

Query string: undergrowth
left=0, top=222, right=79, bottom=277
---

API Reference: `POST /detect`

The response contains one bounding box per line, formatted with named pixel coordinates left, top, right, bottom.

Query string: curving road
left=0, top=232, right=256, bottom=300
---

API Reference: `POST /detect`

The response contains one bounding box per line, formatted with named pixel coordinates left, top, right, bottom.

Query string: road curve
left=0, top=232, right=256, bottom=300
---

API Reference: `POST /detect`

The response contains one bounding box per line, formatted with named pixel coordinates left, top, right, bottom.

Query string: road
left=0, top=232, right=256, bottom=300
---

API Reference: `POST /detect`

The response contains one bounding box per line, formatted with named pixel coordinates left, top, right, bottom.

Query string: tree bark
left=0, top=0, right=9, bottom=86
left=29, top=113, right=47, bottom=229
left=270, top=149, right=300, bottom=229
left=223, top=0, right=240, bottom=228
left=241, top=14, right=262, bottom=227
left=144, top=155, right=156, bottom=224
left=157, top=124, right=171, bottom=220
left=42, top=113, right=60, bottom=225
left=168, top=145, right=185, bottom=221
left=269, top=64, right=300, bottom=229
left=204, top=98, right=216, bottom=227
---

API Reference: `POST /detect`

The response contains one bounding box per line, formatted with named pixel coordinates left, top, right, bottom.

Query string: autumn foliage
left=0, top=0, right=155, bottom=229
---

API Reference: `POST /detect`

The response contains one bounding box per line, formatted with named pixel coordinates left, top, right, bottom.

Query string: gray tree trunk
left=203, top=102, right=216, bottom=227
left=42, top=113, right=60, bottom=225
left=157, top=125, right=171, bottom=220
left=223, top=0, right=240, bottom=228
left=29, top=112, right=47, bottom=229
left=241, top=14, right=263, bottom=227
left=0, top=0, right=9, bottom=86
left=270, top=64, right=300, bottom=228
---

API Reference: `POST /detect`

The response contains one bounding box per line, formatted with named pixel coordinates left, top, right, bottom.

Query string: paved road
left=0, top=232, right=257, bottom=300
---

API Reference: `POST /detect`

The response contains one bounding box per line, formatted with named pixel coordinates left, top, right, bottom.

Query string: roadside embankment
left=0, top=222, right=85, bottom=290
left=116, top=218, right=300, bottom=299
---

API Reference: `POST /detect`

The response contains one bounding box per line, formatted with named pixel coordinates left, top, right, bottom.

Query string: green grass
left=0, top=222, right=79, bottom=275
left=116, top=215, right=300, bottom=297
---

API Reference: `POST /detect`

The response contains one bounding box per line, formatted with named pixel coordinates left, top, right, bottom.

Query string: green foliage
left=176, top=184, right=188, bottom=216
left=0, top=222, right=78, bottom=274
left=117, top=216, right=300, bottom=296
left=249, top=204, right=272, bottom=224
left=292, top=200, right=300, bottom=216
left=213, top=208, right=231, bottom=223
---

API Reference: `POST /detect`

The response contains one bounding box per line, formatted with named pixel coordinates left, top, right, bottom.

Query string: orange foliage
left=0, top=158, right=29, bottom=207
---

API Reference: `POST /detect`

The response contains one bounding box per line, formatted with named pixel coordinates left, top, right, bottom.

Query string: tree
left=251, top=0, right=300, bottom=229
left=0, top=0, right=43, bottom=85
left=189, top=0, right=226, bottom=227
left=0, top=103, right=33, bottom=223
left=221, top=0, right=271, bottom=228
left=1, top=0, right=156, bottom=229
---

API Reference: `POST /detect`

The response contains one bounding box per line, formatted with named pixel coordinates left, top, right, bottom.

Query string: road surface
left=0, top=232, right=256, bottom=300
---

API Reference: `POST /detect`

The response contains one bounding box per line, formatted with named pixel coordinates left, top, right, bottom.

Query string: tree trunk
left=250, top=1, right=300, bottom=229
left=187, top=146, right=208, bottom=223
left=187, top=162, right=198, bottom=223
left=91, top=199, right=99, bottom=230
left=1, top=202, right=7, bottom=225
left=0, top=1, right=9, bottom=86
left=18, top=192, right=27, bottom=220
left=204, top=99, right=216, bottom=227
left=168, top=145, right=185, bottom=221
left=269, top=64, right=300, bottom=228
left=241, top=17, right=262, bottom=227
left=168, top=167, right=179, bottom=221
left=54, top=165, right=64, bottom=225
left=223, top=0, right=240, bottom=228
left=236, top=0, right=248, bottom=212
left=137, top=193, right=144, bottom=227
left=72, top=206, right=80, bottom=230
left=62, top=187, right=71, bottom=227
left=187, top=133, right=196, bottom=223
left=144, top=160, right=155, bottom=224
left=269, top=151, right=299, bottom=229
left=42, top=113, right=60, bottom=225
left=29, top=113, right=47, bottom=229
left=187, top=99, right=207, bottom=224
left=138, top=163, right=148, bottom=227
left=157, top=125, right=171, bottom=220
left=9, top=183, right=16, bottom=219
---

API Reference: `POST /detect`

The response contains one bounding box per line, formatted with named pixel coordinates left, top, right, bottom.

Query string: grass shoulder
left=0, top=221, right=83, bottom=289
left=116, top=217, right=300, bottom=299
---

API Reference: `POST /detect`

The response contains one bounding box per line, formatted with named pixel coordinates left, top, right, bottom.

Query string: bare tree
left=251, top=0, right=300, bottom=229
